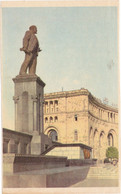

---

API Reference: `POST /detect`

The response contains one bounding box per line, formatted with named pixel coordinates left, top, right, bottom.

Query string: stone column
left=3, top=139, right=9, bottom=153
left=13, top=75, right=46, bottom=154
left=13, top=96, right=19, bottom=130
left=26, top=143, right=31, bottom=154
left=31, top=95, right=38, bottom=132
left=8, top=139, right=15, bottom=153
left=18, top=142, right=21, bottom=154
left=40, top=100, right=44, bottom=133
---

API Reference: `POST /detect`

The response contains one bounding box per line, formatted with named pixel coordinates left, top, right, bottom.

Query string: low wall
left=3, top=166, right=90, bottom=188
left=46, top=146, right=82, bottom=159
left=44, top=144, right=92, bottom=159
left=3, top=128, right=53, bottom=155
left=3, top=154, right=67, bottom=173
left=3, top=128, right=32, bottom=154
left=66, top=159, right=97, bottom=166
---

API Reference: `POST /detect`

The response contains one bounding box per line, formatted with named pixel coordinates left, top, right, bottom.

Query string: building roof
left=44, top=88, right=118, bottom=113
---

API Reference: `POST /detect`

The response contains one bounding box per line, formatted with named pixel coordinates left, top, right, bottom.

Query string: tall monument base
left=31, top=133, right=52, bottom=154
left=13, top=74, right=46, bottom=154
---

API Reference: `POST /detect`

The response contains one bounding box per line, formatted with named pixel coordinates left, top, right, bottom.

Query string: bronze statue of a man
left=19, top=25, right=41, bottom=75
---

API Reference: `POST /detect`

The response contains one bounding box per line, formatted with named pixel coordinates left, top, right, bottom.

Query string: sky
left=1, top=6, right=118, bottom=129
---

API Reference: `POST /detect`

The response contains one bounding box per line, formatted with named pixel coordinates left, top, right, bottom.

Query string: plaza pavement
left=70, top=163, right=119, bottom=187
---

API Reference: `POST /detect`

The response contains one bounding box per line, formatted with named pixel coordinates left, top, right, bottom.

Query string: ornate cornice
left=88, top=93, right=118, bottom=113
left=44, top=88, right=118, bottom=113
left=13, top=74, right=45, bottom=87
left=44, top=88, right=89, bottom=99
left=88, top=111, right=118, bottom=125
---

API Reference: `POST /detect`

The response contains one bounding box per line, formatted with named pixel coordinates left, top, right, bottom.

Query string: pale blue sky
left=2, top=7, right=118, bottom=129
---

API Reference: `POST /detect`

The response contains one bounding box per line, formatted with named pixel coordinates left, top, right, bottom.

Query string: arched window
left=55, top=100, right=58, bottom=105
left=55, top=100, right=58, bottom=112
left=55, top=116, right=58, bottom=122
left=99, top=131, right=105, bottom=146
left=50, top=101, right=53, bottom=113
left=89, top=127, right=93, bottom=146
left=93, top=129, right=98, bottom=147
left=45, top=101, right=48, bottom=106
left=108, top=112, right=110, bottom=121
left=74, top=115, right=78, bottom=121
left=45, top=117, right=48, bottom=123
left=108, top=133, right=114, bottom=146
left=49, top=130, right=58, bottom=141
left=50, top=117, right=53, bottom=122
left=110, top=113, right=112, bottom=118
left=45, top=101, right=48, bottom=113
left=74, top=130, right=78, bottom=141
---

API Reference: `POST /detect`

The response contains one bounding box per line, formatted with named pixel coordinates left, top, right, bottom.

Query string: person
left=19, top=25, right=41, bottom=75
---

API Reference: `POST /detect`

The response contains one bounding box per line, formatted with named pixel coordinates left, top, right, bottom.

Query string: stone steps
left=87, top=175, right=118, bottom=179
left=87, top=165, right=118, bottom=179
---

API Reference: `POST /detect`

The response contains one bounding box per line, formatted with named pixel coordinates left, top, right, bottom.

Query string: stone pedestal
left=13, top=74, right=46, bottom=154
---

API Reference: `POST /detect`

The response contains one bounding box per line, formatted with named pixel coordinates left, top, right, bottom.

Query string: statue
left=19, top=25, right=42, bottom=75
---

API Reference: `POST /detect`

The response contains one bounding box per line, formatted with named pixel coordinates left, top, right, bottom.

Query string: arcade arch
left=89, top=127, right=93, bottom=146
left=99, top=131, right=105, bottom=147
left=107, top=129, right=117, bottom=147
left=44, top=127, right=59, bottom=142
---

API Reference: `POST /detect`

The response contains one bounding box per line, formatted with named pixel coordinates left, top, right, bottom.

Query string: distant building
left=44, top=88, right=118, bottom=161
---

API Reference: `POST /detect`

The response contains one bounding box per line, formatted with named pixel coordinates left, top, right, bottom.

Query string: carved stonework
left=40, top=100, right=45, bottom=106
left=31, top=95, right=38, bottom=102
left=13, top=96, right=19, bottom=103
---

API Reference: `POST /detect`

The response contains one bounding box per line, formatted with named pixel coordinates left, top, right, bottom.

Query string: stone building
left=44, top=88, right=118, bottom=161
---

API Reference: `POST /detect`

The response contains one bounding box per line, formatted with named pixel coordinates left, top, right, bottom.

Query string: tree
left=106, top=147, right=118, bottom=160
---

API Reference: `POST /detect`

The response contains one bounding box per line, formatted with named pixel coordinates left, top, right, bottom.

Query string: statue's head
left=29, top=25, right=37, bottom=34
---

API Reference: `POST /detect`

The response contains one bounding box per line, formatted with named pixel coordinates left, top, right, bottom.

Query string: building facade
left=44, top=88, right=118, bottom=161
